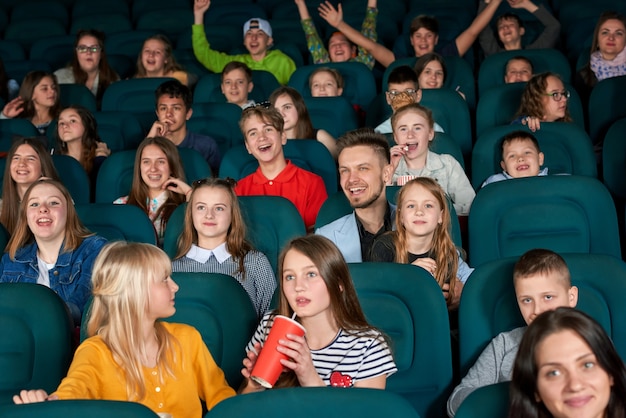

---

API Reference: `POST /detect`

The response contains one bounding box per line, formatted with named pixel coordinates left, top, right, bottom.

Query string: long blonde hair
left=393, top=178, right=458, bottom=303
left=87, top=242, right=179, bottom=401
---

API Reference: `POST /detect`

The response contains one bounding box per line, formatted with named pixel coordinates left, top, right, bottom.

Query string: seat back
left=219, top=140, right=336, bottom=195
left=472, top=123, right=597, bottom=188
left=93, top=111, right=144, bottom=151
left=303, top=96, right=359, bottom=139
left=163, top=196, right=306, bottom=272
left=76, top=204, right=157, bottom=245
left=315, top=189, right=463, bottom=248
left=349, top=263, right=452, bottom=417
left=478, top=49, right=571, bottom=96
left=0, top=399, right=159, bottom=418
left=51, top=155, right=91, bottom=205
left=589, top=75, right=626, bottom=144
left=190, top=102, right=243, bottom=155
left=166, top=272, right=257, bottom=388
left=209, top=387, right=421, bottom=418
left=29, top=35, right=75, bottom=72
left=5, top=18, right=67, bottom=51
left=602, top=117, right=626, bottom=200
left=469, top=176, right=620, bottom=266
left=454, top=382, right=510, bottom=418
left=58, top=84, right=98, bottom=113
left=287, top=62, right=377, bottom=108
left=101, top=77, right=174, bottom=131
left=0, top=283, right=73, bottom=406
left=459, top=254, right=626, bottom=375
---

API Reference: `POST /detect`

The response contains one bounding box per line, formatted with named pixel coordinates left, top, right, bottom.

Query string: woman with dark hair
left=54, top=105, right=111, bottom=193
left=113, top=137, right=191, bottom=246
left=0, top=138, right=61, bottom=234
left=54, top=29, right=119, bottom=106
left=513, top=72, right=572, bottom=132
left=509, top=307, right=626, bottom=418
left=269, top=86, right=337, bottom=158
left=1, top=71, right=62, bottom=135
left=134, top=34, right=190, bottom=86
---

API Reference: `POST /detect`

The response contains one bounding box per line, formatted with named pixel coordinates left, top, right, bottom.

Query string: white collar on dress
left=185, top=242, right=231, bottom=264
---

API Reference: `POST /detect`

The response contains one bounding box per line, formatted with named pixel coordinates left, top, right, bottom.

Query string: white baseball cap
left=243, top=18, right=272, bottom=37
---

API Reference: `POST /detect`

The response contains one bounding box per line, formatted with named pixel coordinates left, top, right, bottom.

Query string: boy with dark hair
left=236, top=106, right=327, bottom=231
left=481, top=130, right=547, bottom=187
left=221, top=62, right=255, bottom=109
left=148, top=79, right=221, bottom=175
left=446, top=248, right=578, bottom=416
left=478, top=0, right=560, bottom=56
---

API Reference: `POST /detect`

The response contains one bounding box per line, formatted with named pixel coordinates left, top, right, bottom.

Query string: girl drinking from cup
left=12, top=241, right=236, bottom=416
left=114, top=137, right=191, bottom=246
left=241, top=234, right=397, bottom=390
left=172, top=177, right=277, bottom=318
left=389, top=103, right=474, bottom=215
left=370, top=177, right=473, bottom=309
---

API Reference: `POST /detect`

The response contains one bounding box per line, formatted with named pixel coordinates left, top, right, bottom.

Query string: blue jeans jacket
left=0, top=235, right=107, bottom=324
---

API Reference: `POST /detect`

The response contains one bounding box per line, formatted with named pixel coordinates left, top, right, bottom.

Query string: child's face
left=221, top=68, right=253, bottom=106
left=328, top=32, right=355, bottom=62
left=140, top=144, right=171, bottom=192
left=147, top=274, right=179, bottom=320
left=418, top=60, right=444, bottom=89
left=386, top=81, right=419, bottom=110
left=243, top=114, right=286, bottom=165
left=310, top=71, right=343, bottom=97
left=535, top=329, right=613, bottom=418
left=514, top=272, right=578, bottom=325
left=281, top=249, right=332, bottom=322
left=500, top=138, right=544, bottom=178
left=541, top=76, right=569, bottom=122
left=191, top=186, right=232, bottom=248
left=410, top=28, right=438, bottom=57
left=141, top=39, right=167, bottom=74
left=31, top=76, right=57, bottom=109
left=57, top=108, right=86, bottom=143
left=392, top=109, right=433, bottom=161
left=504, top=59, right=532, bottom=83
left=156, top=95, right=191, bottom=134
left=399, top=183, right=443, bottom=241
left=273, top=94, right=298, bottom=132
left=497, top=18, right=524, bottom=45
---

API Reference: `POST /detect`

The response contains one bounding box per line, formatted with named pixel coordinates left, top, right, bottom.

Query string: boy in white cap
left=192, top=0, right=297, bottom=85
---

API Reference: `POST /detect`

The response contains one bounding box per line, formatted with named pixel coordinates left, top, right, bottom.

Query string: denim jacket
left=0, top=235, right=107, bottom=324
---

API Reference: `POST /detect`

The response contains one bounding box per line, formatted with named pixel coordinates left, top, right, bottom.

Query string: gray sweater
left=447, top=326, right=526, bottom=417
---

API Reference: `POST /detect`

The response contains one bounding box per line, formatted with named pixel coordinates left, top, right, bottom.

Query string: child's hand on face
left=412, top=257, right=438, bottom=277
left=163, top=178, right=192, bottom=199
left=147, top=121, right=170, bottom=138
left=277, top=333, right=322, bottom=387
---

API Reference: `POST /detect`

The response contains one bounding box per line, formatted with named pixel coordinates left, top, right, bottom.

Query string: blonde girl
left=241, top=235, right=397, bottom=391
left=173, top=177, right=276, bottom=317
left=370, top=177, right=473, bottom=308
left=135, top=34, right=190, bottom=86
left=390, top=103, right=474, bottom=215
left=12, top=241, right=236, bottom=415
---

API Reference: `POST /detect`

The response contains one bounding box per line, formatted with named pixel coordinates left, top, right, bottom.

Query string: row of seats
left=3, top=249, right=626, bottom=416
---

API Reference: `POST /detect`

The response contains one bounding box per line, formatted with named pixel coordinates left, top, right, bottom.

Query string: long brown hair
left=269, top=86, right=315, bottom=139
left=175, top=178, right=253, bottom=279
left=18, top=71, right=62, bottom=120
left=271, top=235, right=387, bottom=387
left=515, top=72, right=572, bottom=122
left=393, top=177, right=459, bottom=304
left=128, top=137, right=186, bottom=231
left=0, top=138, right=60, bottom=235
left=55, top=106, right=100, bottom=175
left=70, top=29, right=118, bottom=104
left=135, top=34, right=184, bottom=78
left=6, top=179, right=93, bottom=259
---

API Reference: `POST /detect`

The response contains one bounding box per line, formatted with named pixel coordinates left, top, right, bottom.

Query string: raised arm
left=477, top=0, right=505, bottom=56
left=455, top=0, right=503, bottom=57
left=319, top=1, right=396, bottom=67
left=512, top=0, right=561, bottom=49
left=193, top=0, right=210, bottom=25
left=296, top=0, right=331, bottom=64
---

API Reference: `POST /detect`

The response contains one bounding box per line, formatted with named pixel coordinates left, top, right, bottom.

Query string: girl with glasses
left=513, top=72, right=573, bottom=132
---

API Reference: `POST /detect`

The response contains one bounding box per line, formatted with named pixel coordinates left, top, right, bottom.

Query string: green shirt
left=192, top=24, right=297, bottom=85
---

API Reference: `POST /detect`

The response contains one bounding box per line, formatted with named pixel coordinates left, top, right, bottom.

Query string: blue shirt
left=181, top=131, right=222, bottom=176
left=0, top=235, right=107, bottom=324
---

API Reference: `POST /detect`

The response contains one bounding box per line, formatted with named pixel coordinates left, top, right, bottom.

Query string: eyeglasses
left=543, top=90, right=571, bottom=101
left=387, top=89, right=418, bottom=98
left=76, top=45, right=102, bottom=54
left=242, top=100, right=272, bottom=114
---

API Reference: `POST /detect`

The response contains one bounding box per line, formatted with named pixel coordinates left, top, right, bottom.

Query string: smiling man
left=235, top=106, right=327, bottom=231
left=192, top=0, right=296, bottom=85
left=316, top=129, right=394, bottom=262
left=147, top=80, right=221, bottom=175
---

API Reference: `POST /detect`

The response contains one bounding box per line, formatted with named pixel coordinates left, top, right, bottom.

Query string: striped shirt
left=247, top=313, right=397, bottom=387
left=172, top=244, right=276, bottom=317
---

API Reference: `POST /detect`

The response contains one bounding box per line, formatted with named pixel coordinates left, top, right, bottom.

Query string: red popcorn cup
left=396, top=175, right=416, bottom=186
left=250, top=315, right=306, bottom=388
